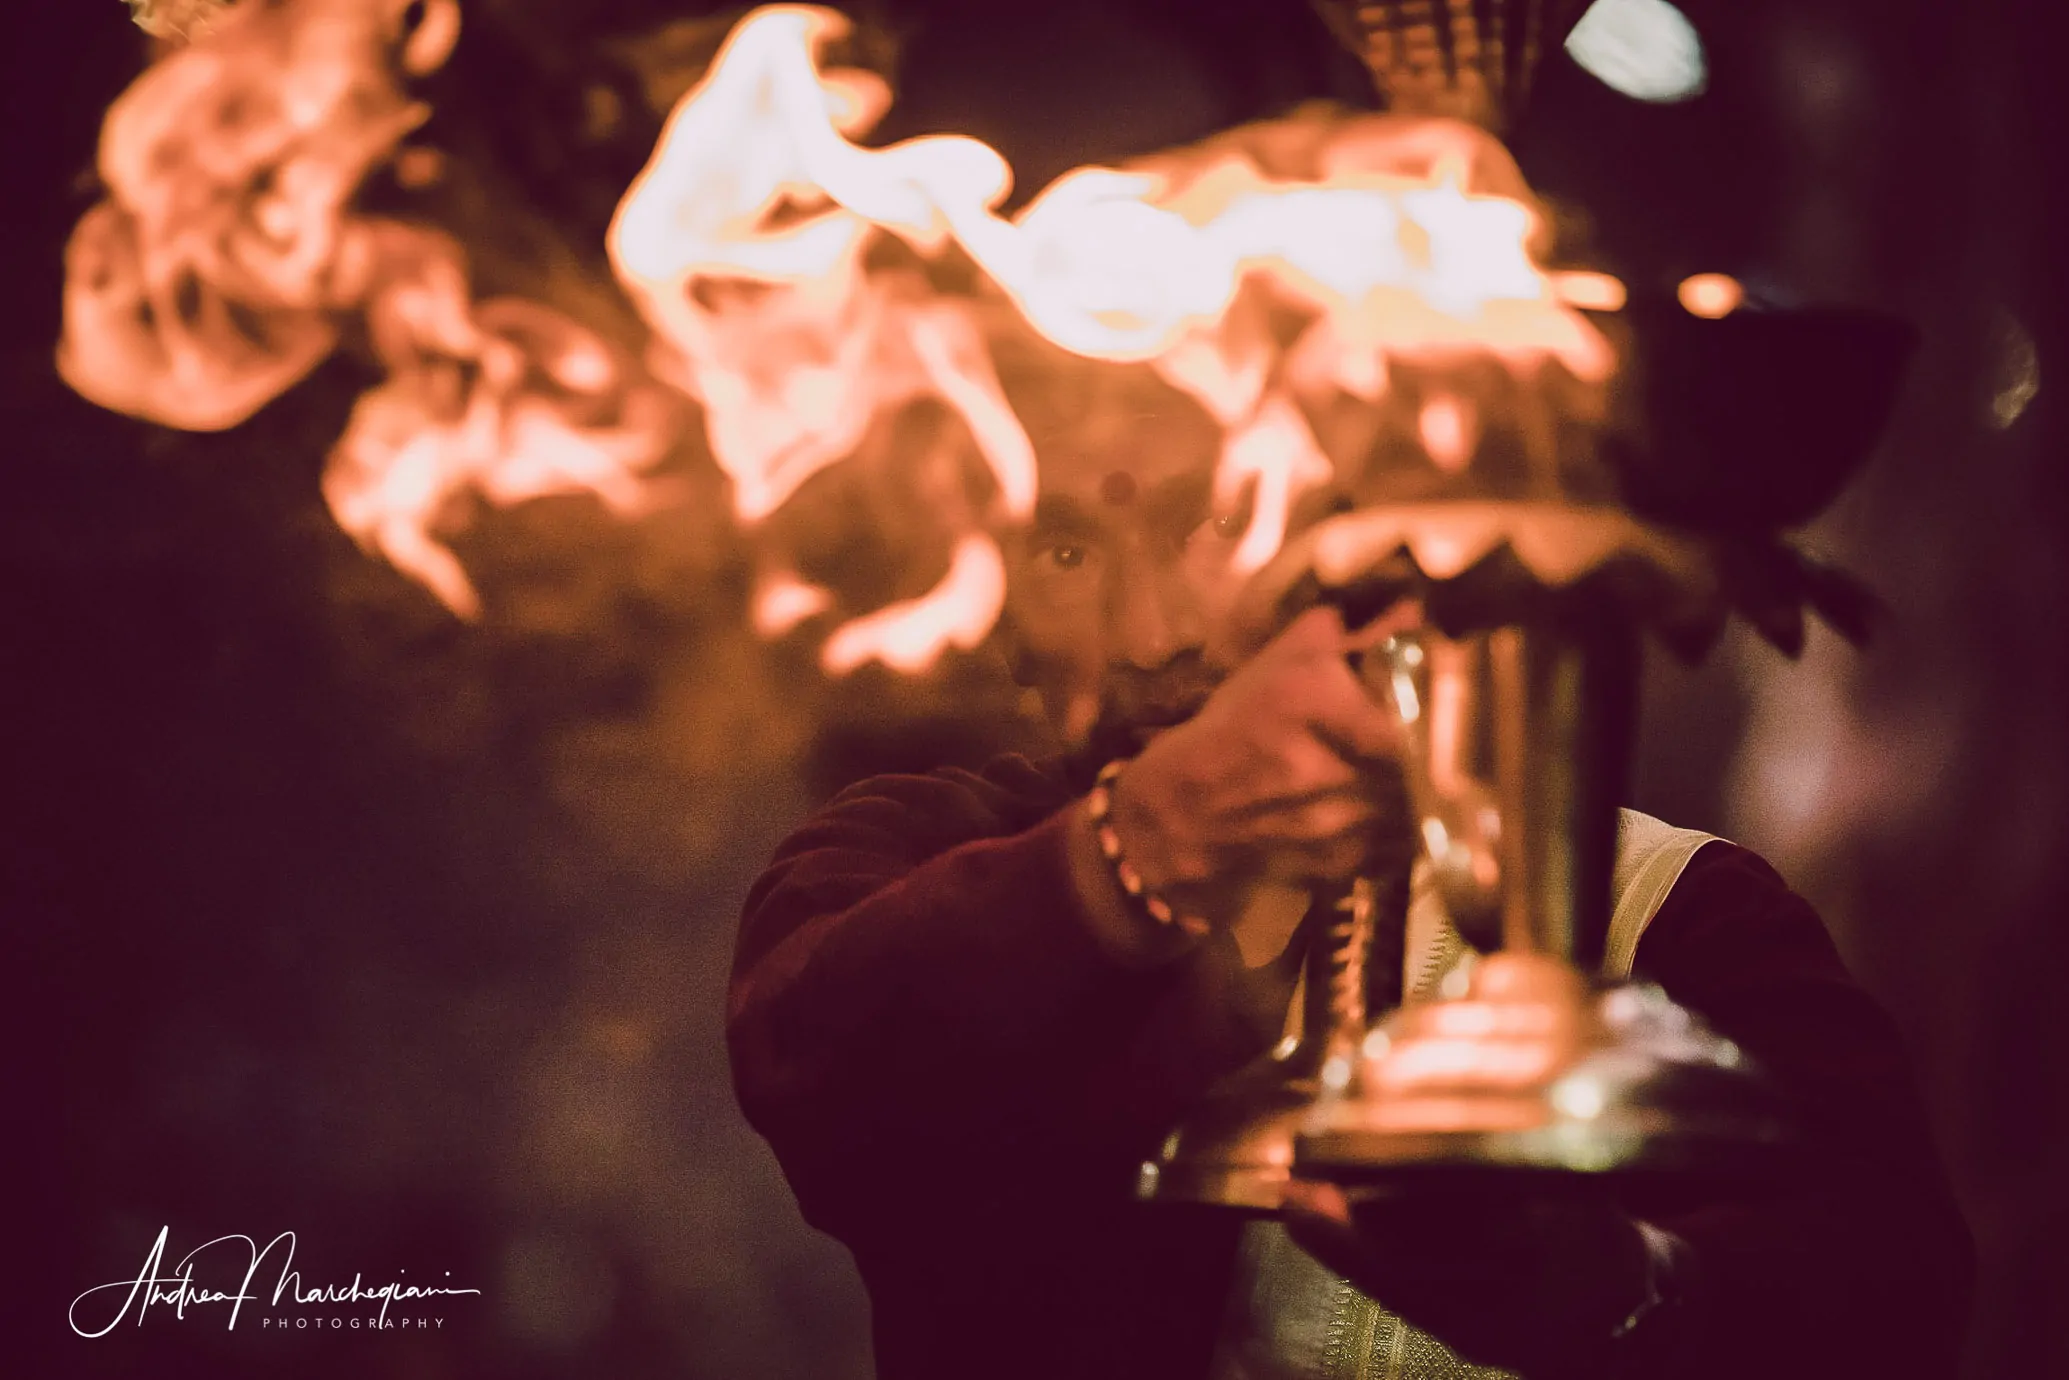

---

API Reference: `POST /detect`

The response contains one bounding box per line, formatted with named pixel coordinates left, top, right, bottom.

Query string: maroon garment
left=728, top=755, right=1972, bottom=1379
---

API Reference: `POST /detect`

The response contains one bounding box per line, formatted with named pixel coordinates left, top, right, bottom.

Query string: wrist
left=1061, top=790, right=1201, bottom=967
left=1088, top=759, right=1215, bottom=935
left=1104, top=752, right=1247, bottom=916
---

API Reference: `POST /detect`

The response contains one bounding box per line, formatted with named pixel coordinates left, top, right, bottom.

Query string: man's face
left=1003, top=389, right=1254, bottom=756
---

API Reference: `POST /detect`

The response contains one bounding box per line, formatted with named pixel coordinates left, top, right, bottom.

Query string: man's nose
left=1108, top=562, right=1206, bottom=671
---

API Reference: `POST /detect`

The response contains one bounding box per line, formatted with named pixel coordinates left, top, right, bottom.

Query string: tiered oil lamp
left=1140, top=0, right=1911, bottom=1205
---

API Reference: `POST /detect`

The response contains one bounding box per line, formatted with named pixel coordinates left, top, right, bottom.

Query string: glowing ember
left=63, top=1, right=1625, bottom=675
left=1677, top=272, right=1744, bottom=319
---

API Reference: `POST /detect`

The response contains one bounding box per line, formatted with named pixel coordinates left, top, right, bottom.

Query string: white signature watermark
left=71, top=1226, right=482, bottom=1337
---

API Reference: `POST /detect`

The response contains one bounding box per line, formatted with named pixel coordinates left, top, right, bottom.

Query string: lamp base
left=1296, top=953, right=1792, bottom=1185
left=1137, top=1036, right=1330, bottom=1212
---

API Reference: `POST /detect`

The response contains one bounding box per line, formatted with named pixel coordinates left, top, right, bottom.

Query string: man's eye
left=1190, top=511, right=1248, bottom=545
left=1040, top=542, right=1089, bottom=571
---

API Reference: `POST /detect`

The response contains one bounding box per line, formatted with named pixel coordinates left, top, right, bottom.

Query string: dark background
left=7, top=1, right=2063, bottom=1376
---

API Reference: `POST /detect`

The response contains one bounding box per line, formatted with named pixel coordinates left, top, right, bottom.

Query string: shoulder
left=1628, top=819, right=1857, bottom=1007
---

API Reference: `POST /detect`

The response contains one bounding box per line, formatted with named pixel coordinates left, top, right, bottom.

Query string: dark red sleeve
left=726, top=758, right=1293, bottom=1247
left=1622, top=842, right=1975, bottom=1379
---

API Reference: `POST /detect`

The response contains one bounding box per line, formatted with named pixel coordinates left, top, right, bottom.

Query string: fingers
left=1119, top=602, right=1417, bottom=901
left=1342, top=597, right=1426, bottom=653
left=1238, top=618, right=1403, bottom=767
left=1308, top=696, right=1402, bottom=769
left=1257, top=597, right=1426, bottom=659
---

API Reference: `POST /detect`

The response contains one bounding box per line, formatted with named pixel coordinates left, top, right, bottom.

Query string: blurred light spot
left=1991, top=313, right=2040, bottom=430
left=752, top=571, right=834, bottom=636
left=1678, top=273, right=1744, bottom=319
left=1421, top=817, right=1452, bottom=860
left=1551, top=270, right=1628, bottom=312
left=1321, top=1056, right=1353, bottom=1091
left=1566, top=0, right=1708, bottom=104
left=391, top=146, right=445, bottom=190
left=1418, top=395, right=1474, bottom=471
left=1362, top=1030, right=1392, bottom=1060
left=1551, top=1075, right=1607, bottom=1121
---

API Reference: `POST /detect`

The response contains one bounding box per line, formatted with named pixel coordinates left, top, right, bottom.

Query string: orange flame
left=62, top=0, right=671, bottom=618
left=606, top=6, right=1034, bottom=671
left=324, top=224, right=674, bottom=615
left=608, top=4, right=1617, bottom=670
left=63, top=2, right=1622, bottom=676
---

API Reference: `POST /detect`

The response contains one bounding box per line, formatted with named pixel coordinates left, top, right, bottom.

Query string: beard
left=1070, top=650, right=1224, bottom=776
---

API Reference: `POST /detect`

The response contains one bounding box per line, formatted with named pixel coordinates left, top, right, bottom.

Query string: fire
left=64, top=1, right=1622, bottom=675
left=323, top=226, right=675, bottom=615
left=608, top=4, right=1615, bottom=665
left=605, top=5, right=1036, bottom=670
left=65, top=0, right=673, bottom=618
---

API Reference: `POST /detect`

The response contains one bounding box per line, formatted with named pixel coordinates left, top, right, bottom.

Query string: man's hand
left=1281, top=1178, right=1661, bottom=1377
left=1104, top=604, right=1416, bottom=934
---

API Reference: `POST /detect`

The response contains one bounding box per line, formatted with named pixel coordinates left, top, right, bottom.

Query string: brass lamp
left=1297, top=593, right=1792, bottom=1185
left=1136, top=873, right=1402, bottom=1210
left=1137, top=0, right=1906, bottom=1206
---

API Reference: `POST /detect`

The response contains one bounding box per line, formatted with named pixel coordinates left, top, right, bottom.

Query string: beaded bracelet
left=1085, top=759, right=1213, bottom=939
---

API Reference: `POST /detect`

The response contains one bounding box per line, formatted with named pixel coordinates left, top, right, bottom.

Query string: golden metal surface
left=1296, top=621, right=1791, bottom=1182
left=1141, top=879, right=1398, bottom=1209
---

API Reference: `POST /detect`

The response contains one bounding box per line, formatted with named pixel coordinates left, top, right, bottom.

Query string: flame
left=752, top=571, right=835, bottom=637
left=64, top=2, right=1623, bottom=677
left=607, top=5, right=1617, bottom=667
left=61, top=0, right=445, bottom=429
left=606, top=6, right=1035, bottom=669
left=324, top=225, right=674, bottom=615
left=63, top=0, right=670, bottom=618
left=819, top=533, right=1007, bottom=675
